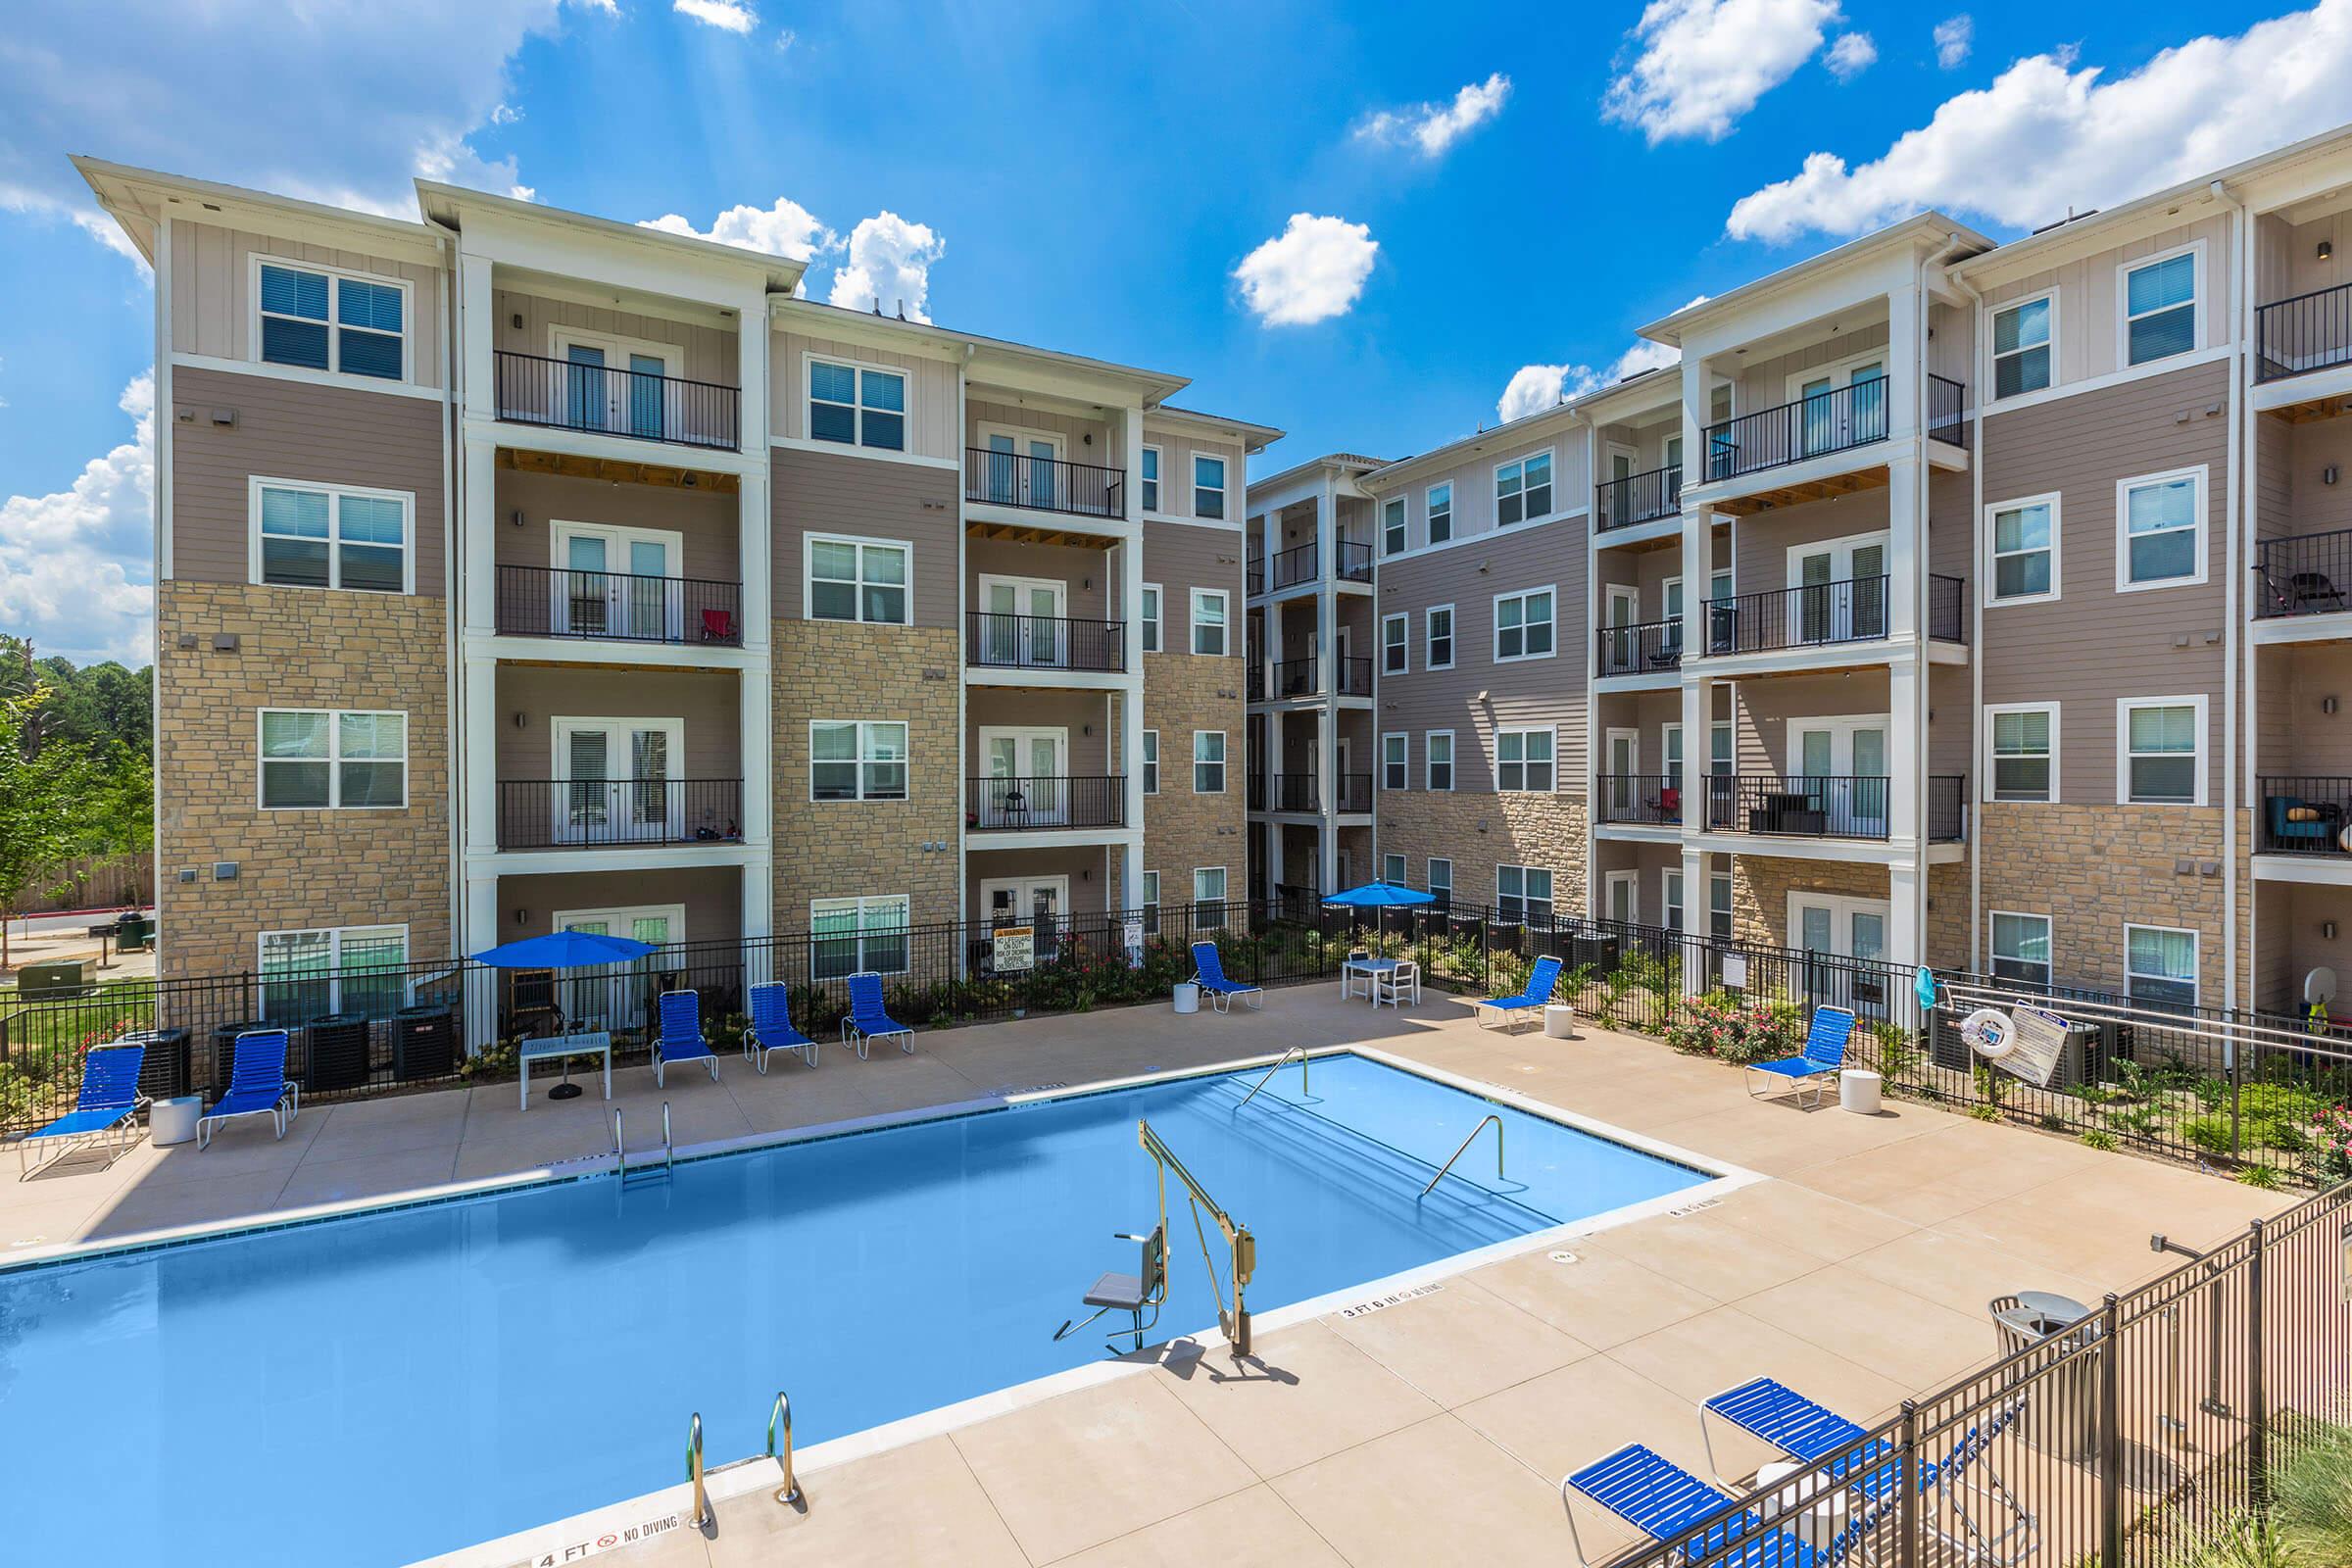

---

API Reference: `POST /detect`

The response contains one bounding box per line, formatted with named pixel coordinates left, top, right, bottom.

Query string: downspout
left=437, top=231, right=461, bottom=956
left=1942, top=235, right=1987, bottom=973
left=2212, top=178, right=2247, bottom=1012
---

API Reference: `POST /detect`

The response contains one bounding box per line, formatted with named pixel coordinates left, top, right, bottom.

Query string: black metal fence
left=964, top=612, right=1126, bottom=672
left=1593, top=774, right=1683, bottom=825
left=1338, top=655, right=1374, bottom=696
left=2256, top=776, right=2352, bottom=855
left=1272, top=657, right=1317, bottom=697
left=1596, top=618, right=1683, bottom=676
left=495, top=779, right=745, bottom=849
left=2252, top=528, right=2352, bottom=618
left=1336, top=773, right=1373, bottom=813
left=1929, top=773, right=1969, bottom=843
left=965, top=775, right=1126, bottom=830
left=494, top=350, right=739, bottom=451
left=1929, top=572, right=1968, bottom=642
left=1274, top=773, right=1318, bottom=811
left=1335, top=540, right=1374, bottom=583
left=1928, top=371, right=1969, bottom=445
left=2256, top=279, right=2352, bottom=382
left=1706, top=575, right=1889, bottom=655
left=1595, top=466, right=1683, bottom=531
left=494, top=564, right=744, bottom=645
left=963, top=447, right=1124, bottom=518
left=1271, top=541, right=1318, bottom=590
left=1705, top=773, right=1892, bottom=838
left=1704, top=380, right=1889, bottom=480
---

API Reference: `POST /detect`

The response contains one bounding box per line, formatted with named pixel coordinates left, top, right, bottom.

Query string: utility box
left=17, top=961, right=86, bottom=1000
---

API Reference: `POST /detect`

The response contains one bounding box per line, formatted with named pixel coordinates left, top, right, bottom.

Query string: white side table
left=1755, top=1461, right=1850, bottom=1550
left=1543, top=1004, right=1578, bottom=1039
left=1839, top=1068, right=1884, bottom=1114
left=1172, top=982, right=1200, bottom=1015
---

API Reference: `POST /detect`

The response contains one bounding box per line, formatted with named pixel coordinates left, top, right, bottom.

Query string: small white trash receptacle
left=150, top=1094, right=203, bottom=1148
left=1172, top=982, right=1200, bottom=1015
left=1839, top=1069, right=1884, bottom=1115
left=1543, top=1004, right=1578, bottom=1039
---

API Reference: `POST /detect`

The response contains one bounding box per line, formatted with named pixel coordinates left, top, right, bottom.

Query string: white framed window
left=1602, top=870, right=1638, bottom=923
left=2117, top=466, right=2207, bottom=591
left=1494, top=586, right=1556, bottom=662
left=1991, top=911, right=2053, bottom=987
left=1140, top=584, right=1162, bottom=654
left=1984, top=703, right=2058, bottom=803
left=806, top=534, right=911, bottom=624
left=2117, top=696, right=2206, bottom=806
left=2122, top=247, right=2198, bottom=368
left=1142, top=730, right=1159, bottom=795
left=1193, top=455, right=1227, bottom=519
left=1710, top=720, right=1734, bottom=776
left=2125, top=922, right=2199, bottom=1009
left=1383, top=853, right=1407, bottom=884
left=1193, top=865, right=1228, bottom=915
left=1139, top=869, right=1160, bottom=934
left=1427, top=858, right=1452, bottom=909
left=1986, top=494, right=2059, bottom=605
left=255, top=259, right=408, bottom=380
left=250, top=478, right=413, bottom=594
left=1381, top=612, right=1409, bottom=675
left=1141, top=446, right=1161, bottom=513
left=1663, top=868, right=1685, bottom=933
left=1382, top=496, right=1407, bottom=557
left=809, top=720, right=908, bottom=802
left=1495, top=451, right=1553, bottom=525
left=1381, top=732, right=1408, bottom=791
left=1709, top=870, right=1734, bottom=940
left=808, top=357, right=906, bottom=451
left=1426, top=482, right=1453, bottom=545
left=1193, top=730, right=1227, bottom=794
left=1496, top=727, right=1554, bottom=792
left=258, top=924, right=410, bottom=1021
left=1991, top=293, right=2054, bottom=399
left=1190, top=588, right=1230, bottom=656
left=810, top=895, right=910, bottom=979
left=1425, top=605, right=1454, bottom=669
left=1497, top=864, right=1553, bottom=925
left=258, top=710, right=407, bottom=809
left=1426, top=730, right=1454, bottom=791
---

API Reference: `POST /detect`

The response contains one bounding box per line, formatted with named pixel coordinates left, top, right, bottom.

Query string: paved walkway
left=0, top=987, right=2296, bottom=1568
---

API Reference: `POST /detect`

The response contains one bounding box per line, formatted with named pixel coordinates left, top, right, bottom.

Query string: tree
left=0, top=684, right=100, bottom=967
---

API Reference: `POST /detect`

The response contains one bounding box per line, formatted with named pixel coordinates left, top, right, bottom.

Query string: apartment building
left=1291, top=122, right=2352, bottom=1019
left=77, top=158, right=1277, bottom=997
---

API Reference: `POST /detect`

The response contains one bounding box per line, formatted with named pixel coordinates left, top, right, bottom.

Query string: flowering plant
left=1664, top=991, right=1801, bottom=1065
left=2315, top=1103, right=2352, bottom=1182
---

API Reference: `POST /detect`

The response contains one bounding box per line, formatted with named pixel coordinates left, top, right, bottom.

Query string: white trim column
left=1888, top=656, right=1923, bottom=849
left=1887, top=861, right=1923, bottom=971
left=1679, top=843, right=1709, bottom=996
left=1885, top=452, right=1921, bottom=641
left=463, top=658, right=499, bottom=855
left=462, top=871, right=500, bottom=1052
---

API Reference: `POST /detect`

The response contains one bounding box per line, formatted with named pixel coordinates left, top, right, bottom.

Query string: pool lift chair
left=1053, top=1222, right=1168, bottom=1354
left=1054, top=1118, right=1256, bottom=1358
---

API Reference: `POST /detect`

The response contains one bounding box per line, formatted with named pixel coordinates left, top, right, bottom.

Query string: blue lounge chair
left=19, top=1042, right=148, bottom=1178
left=1188, top=940, right=1261, bottom=1012
left=842, top=971, right=913, bottom=1058
left=1701, top=1377, right=1895, bottom=1493
left=1562, top=1444, right=1816, bottom=1568
left=1832, top=1396, right=2035, bottom=1567
left=1746, top=1005, right=1855, bottom=1108
left=653, top=989, right=720, bottom=1088
left=1475, top=954, right=1565, bottom=1031
left=745, top=980, right=817, bottom=1072
left=198, top=1030, right=299, bottom=1150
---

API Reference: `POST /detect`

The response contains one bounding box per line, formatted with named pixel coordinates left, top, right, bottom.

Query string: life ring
left=1961, top=1007, right=2016, bottom=1059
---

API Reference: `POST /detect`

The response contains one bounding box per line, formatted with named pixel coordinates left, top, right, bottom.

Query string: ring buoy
left=1961, top=1007, right=2017, bottom=1059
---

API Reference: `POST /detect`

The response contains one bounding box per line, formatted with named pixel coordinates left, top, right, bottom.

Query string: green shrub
left=2237, top=1162, right=2283, bottom=1190
left=1663, top=991, right=1801, bottom=1066
left=2081, top=1129, right=2118, bottom=1152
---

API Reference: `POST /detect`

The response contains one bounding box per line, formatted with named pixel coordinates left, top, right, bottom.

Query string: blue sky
left=3, top=0, right=2343, bottom=662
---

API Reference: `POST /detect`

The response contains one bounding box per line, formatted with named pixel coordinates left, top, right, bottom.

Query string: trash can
left=150, top=1095, right=203, bottom=1148
left=114, top=913, right=153, bottom=953
left=305, top=1013, right=373, bottom=1093
left=1172, top=982, right=1200, bottom=1015
left=1993, top=1292, right=2101, bottom=1458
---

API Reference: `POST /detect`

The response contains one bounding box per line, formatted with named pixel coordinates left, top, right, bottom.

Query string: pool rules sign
left=992, top=924, right=1035, bottom=973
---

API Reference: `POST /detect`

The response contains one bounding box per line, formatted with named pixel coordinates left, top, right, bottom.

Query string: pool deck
left=3, top=988, right=2297, bottom=1568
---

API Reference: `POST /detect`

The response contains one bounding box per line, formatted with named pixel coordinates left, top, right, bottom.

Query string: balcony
left=2253, top=530, right=2352, bottom=619
left=494, top=565, right=742, bottom=646
left=1273, top=773, right=1319, bottom=812
left=1268, top=656, right=1372, bottom=698
left=1336, top=773, right=1373, bottom=813
left=497, top=778, right=743, bottom=850
left=1596, top=618, right=1683, bottom=677
left=1705, top=774, right=1890, bottom=839
left=1928, top=374, right=1969, bottom=447
left=966, top=775, right=1126, bottom=831
left=1247, top=665, right=1266, bottom=702
left=1594, top=774, right=1682, bottom=826
left=493, top=350, right=739, bottom=452
left=2258, top=777, right=2352, bottom=855
left=1704, top=576, right=1888, bottom=658
left=2256, top=282, right=2352, bottom=383
left=1268, top=540, right=1374, bottom=591
left=964, top=612, right=1126, bottom=673
left=1929, top=574, right=1969, bottom=643
left=1594, top=466, right=1683, bottom=532
left=1929, top=774, right=1968, bottom=844
left=1247, top=773, right=1266, bottom=810
left=1247, top=562, right=1266, bottom=596
left=1704, top=380, right=1888, bottom=481
left=964, top=448, right=1124, bottom=519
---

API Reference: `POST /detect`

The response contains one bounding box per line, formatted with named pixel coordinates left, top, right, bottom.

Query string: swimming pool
left=0, top=1052, right=1717, bottom=1566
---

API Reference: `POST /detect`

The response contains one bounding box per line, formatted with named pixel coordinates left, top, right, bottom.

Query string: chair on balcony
left=699, top=608, right=737, bottom=643
left=744, top=980, right=817, bottom=1072
left=653, top=989, right=721, bottom=1088
left=2256, top=562, right=2349, bottom=617
left=2265, top=793, right=2344, bottom=850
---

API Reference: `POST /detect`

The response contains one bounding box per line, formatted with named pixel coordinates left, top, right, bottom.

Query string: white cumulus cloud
left=0, top=374, right=157, bottom=666
left=1934, top=14, right=1975, bottom=69
left=674, top=0, right=758, bottom=33
left=1233, top=215, right=1379, bottom=327
left=1603, top=0, right=1844, bottom=143
left=639, top=197, right=835, bottom=261
left=1354, top=74, right=1513, bottom=158
left=1727, top=0, right=2352, bottom=242
left=828, top=213, right=946, bottom=322
left=1496, top=338, right=1683, bottom=423
left=1825, top=32, right=1878, bottom=80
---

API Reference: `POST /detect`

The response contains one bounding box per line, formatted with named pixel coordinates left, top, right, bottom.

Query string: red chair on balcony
left=700, top=608, right=737, bottom=643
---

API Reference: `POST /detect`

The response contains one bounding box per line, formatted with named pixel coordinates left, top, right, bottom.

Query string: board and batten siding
left=965, top=536, right=1112, bottom=622
left=170, top=220, right=447, bottom=388
left=1977, top=213, right=2235, bottom=393
left=1365, top=418, right=1591, bottom=555
left=970, top=400, right=1121, bottom=471
left=768, top=329, right=959, bottom=461
left=1978, top=357, right=2232, bottom=805
left=1141, top=424, right=1246, bottom=524
left=493, top=289, right=737, bottom=389
left=1142, top=523, right=1247, bottom=646
left=1734, top=322, right=1891, bottom=416
left=500, top=865, right=743, bottom=949
left=769, top=445, right=958, bottom=626
left=170, top=365, right=448, bottom=593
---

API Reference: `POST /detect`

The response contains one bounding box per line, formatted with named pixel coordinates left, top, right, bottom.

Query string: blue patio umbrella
left=468, top=929, right=662, bottom=1099
left=1321, top=881, right=1437, bottom=907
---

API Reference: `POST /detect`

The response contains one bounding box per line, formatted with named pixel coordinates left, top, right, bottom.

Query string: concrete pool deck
left=1, top=987, right=2299, bottom=1567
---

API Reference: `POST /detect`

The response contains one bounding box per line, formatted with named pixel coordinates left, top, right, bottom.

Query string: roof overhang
left=1640, top=213, right=1992, bottom=347
left=72, top=155, right=443, bottom=269
left=1152, top=405, right=1286, bottom=455
left=771, top=296, right=1192, bottom=410
left=416, top=178, right=808, bottom=297
left=1362, top=401, right=1586, bottom=491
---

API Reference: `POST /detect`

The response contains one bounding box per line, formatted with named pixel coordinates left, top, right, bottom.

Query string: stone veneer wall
left=155, top=582, right=451, bottom=978
left=1375, top=792, right=1589, bottom=914
left=1925, top=861, right=1970, bottom=969
left=771, top=620, right=960, bottom=927
left=1729, top=855, right=1889, bottom=950
left=1977, top=802, right=2230, bottom=997
left=1138, top=651, right=1247, bottom=905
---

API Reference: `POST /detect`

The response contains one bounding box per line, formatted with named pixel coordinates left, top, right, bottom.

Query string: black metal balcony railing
left=1704, top=774, right=1891, bottom=839
left=1270, top=542, right=1318, bottom=591
left=2255, top=281, right=2352, bottom=383
left=498, top=779, right=743, bottom=850
left=2253, top=529, right=2352, bottom=618
left=494, top=564, right=742, bottom=645
left=1247, top=773, right=1266, bottom=810
left=1927, top=374, right=1969, bottom=447
left=1594, top=774, right=1683, bottom=825
left=2258, top=777, right=2352, bottom=855
left=964, top=447, right=1124, bottom=519
left=1246, top=665, right=1266, bottom=702
left=1247, top=562, right=1266, bottom=596
left=1595, top=618, right=1683, bottom=677
left=966, top=775, right=1126, bottom=831
left=1929, top=775, right=1968, bottom=843
left=1704, top=379, right=1889, bottom=481
left=1338, top=656, right=1374, bottom=696
left=963, top=612, right=1125, bottom=672
left=494, top=350, right=739, bottom=451
left=1705, top=575, right=1889, bottom=656
left=1594, top=466, right=1684, bottom=531
left=1336, top=773, right=1373, bottom=813
left=1335, top=540, right=1374, bottom=583
left=1928, top=573, right=1968, bottom=643
left=1274, top=773, right=1319, bottom=812
left=1272, top=657, right=1317, bottom=698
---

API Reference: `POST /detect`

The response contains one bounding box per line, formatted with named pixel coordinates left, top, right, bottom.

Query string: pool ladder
left=613, top=1102, right=674, bottom=1184
left=1237, top=1047, right=1310, bottom=1108
left=1421, top=1114, right=1503, bottom=1198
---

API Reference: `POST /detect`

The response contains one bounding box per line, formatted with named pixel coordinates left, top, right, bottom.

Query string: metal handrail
left=612, top=1106, right=625, bottom=1180
left=661, top=1101, right=673, bottom=1173
left=1421, top=1114, right=1503, bottom=1197
left=767, top=1391, right=803, bottom=1506
left=1237, top=1047, right=1309, bottom=1108
left=1138, top=1118, right=1256, bottom=1356
left=687, top=1410, right=709, bottom=1527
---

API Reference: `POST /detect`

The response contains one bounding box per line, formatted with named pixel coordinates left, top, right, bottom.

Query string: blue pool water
left=0, top=1054, right=1710, bottom=1566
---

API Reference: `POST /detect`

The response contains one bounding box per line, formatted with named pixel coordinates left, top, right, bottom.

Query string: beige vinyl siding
left=1929, top=666, right=1972, bottom=780
left=769, top=329, right=958, bottom=459
left=1730, top=670, right=1890, bottom=773
left=1928, top=300, right=1974, bottom=387
left=1735, top=322, right=1890, bottom=416
left=170, top=364, right=448, bottom=592
left=1142, top=524, right=1247, bottom=647
left=494, top=289, right=736, bottom=388
left=769, top=444, right=958, bottom=625
left=964, top=848, right=1111, bottom=921
left=1364, top=419, right=1591, bottom=551
left=1980, top=358, right=2231, bottom=803
left=971, top=400, right=1121, bottom=470
left=965, top=537, right=1112, bottom=621
left=169, top=220, right=446, bottom=387
left=2260, top=643, right=2352, bottom=774
left=964, top=689, right=1114, bottom=776
left=1978, top=213, right=2234, bottom=390
left=498, top=865, right=743, bottom=949
left=493, top=468, right=740, bottom=585
left=494, top=666, right=744, bottom=781
left=1929, top=469, right=1973, bottom=582
left=1732, top=487, right=1891, bottom=596
left=2261, top=416, right=2352, bottom=544
left=1142, top=425, right=1246, bottom=523
left=2262, top=210, right=2352, bottom=305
